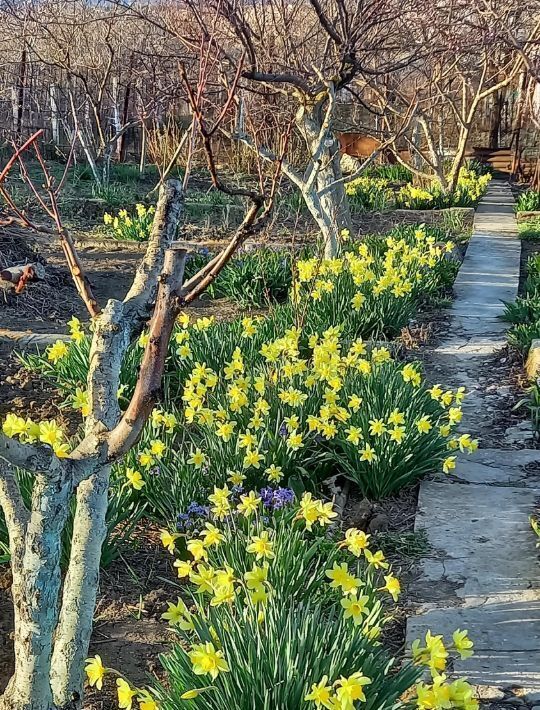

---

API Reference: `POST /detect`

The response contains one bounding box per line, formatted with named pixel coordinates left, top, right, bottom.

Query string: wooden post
left=50, top=84, right=60, bottom=146
left=111, top=76, right=121, bottom=159
left=14, top=48, right=27, bottom=137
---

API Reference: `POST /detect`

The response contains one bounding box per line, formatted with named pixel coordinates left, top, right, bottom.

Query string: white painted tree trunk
left=111, top=77, right=122, bottom=160
left=11, top=85, right=18, bottom=134
left=50, top=85, right=60, bottom=146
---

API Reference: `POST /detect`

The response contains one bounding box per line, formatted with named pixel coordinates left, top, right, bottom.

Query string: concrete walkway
left=406, top=181, right=540, bottom=705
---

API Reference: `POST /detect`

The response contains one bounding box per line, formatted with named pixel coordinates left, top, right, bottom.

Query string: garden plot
left=1, top=218, right=481, bottom=709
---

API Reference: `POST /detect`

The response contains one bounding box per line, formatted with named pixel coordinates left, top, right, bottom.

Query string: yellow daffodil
left=47, top=339, right=69, bottom=363
left=364, top=549, right=389, bottom=570
left=325, top=562, right=361, bottom=595
left=173, top=559, right=193, bottom=578
left=188, top=642, right=229, bottom=679
left=246, top=531, right=275, bottom=560
left=188, top=448, right=207, bottom=468
left=117, top=678, right=137, bottom=709
left=243, top=448, right=264, bottom=469
left=187, top=538, right=207, bottom=561
left=84, top=655, right=107, bottom=690
left=237, top=491, right=261, bottom=516
left=452, top=629, right=474, bottom=659
left=381, top=574, right=401, bottom=601
left=305, top=676, right=334, bottom=708
left=339, top=528, right=370, bottom=557
left=341, top=592, right=370, bottom=625
left=126, top=468, right=145, bottom=490
left=334, top=672, right=371, bottom=705
left=265, top=464, right=283, bottom=483
left=160, top=529, right=179, bottom=554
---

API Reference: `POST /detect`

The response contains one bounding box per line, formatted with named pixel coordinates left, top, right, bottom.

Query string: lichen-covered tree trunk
left=298, top=101, right=352, bottom=259
left=1, top=471, right=71, bottom=710
left=302, top=185, right=343, bottom=259
left=316, top=142, right=352, bottom=259
left=50, top=468, right=111, bottom=708
left=0, top=181, right=185, bottom=710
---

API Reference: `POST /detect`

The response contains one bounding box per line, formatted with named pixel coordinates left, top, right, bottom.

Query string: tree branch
left=106, top=246, right=187, bottom=459
left=123, top=179, right=184, bottom=324
left=0, top=433, right=54, bottom=472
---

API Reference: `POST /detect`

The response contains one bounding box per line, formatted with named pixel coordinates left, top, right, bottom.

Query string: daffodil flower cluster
left=396, top=169, right=491, bottom=210
left=143, top=490, right=415, bottom=708
left=103, top=203, right=156, bottom=242
left=2, top=413, right=70, bottom=458
left=116, top=407, right=179, bottom=491
left=292, top=232, right=455, bottom=339
left=305, top=628, right=478, bottom=710
left=305, top=672, right=372, bottom=709
left=138, top=312, right=216, bottom=360
left=175, top=325, right=476, bottom=498
left=344, top=175, right=393, bottom=213
left=84, top=655, right=158, bottom=709
left=45, top=319, right=85, bottom=365
left=46, top=339, right=70, bottom=364
left=159, top=489, right=378, bottom=615
left=396, top=184, right=435, bottom=209
left=411, top=630, right=478, bottom=710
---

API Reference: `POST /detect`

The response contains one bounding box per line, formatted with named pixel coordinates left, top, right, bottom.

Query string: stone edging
left=516, top=210, right=540, bottom=222
left=0, top=330, right=69, bottom=351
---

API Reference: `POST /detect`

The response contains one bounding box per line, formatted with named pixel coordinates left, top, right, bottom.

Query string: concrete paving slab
left=452, top=450, right=540, bottom=487
left=414, top=482, right=540, bottom=601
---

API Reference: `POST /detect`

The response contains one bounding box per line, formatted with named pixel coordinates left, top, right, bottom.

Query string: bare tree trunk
left=76, top=127, right=101, bottom=185
left=489, top=90, right=504, bottom=150
left=2, top=470, right=71, bottom=710
left=14, top=47, right=27, bottom=138
left=299, top=103, right=352, bottom=258
left=301, top=185, right=342, bottom=259
left=50, top=468, right=110, bottom=709
left=447, top=126, right=471, bottom=194
left=119, top=82, right=132, bottom=163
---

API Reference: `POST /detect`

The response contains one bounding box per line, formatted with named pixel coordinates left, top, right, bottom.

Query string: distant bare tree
left=136, top=0, right=420, bottom=256
left=363, top=1, right=538, bottom=193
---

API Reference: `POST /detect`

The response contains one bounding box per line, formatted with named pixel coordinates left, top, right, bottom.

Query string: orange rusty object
left=337, top=132, right=381, bottom=158
left=336, top=132, right=410, bottom=164
left=14, top=264, right=36, bottom=293
left=0, top=263, right=40, bottom=294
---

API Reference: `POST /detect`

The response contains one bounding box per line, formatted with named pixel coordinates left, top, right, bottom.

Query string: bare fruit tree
left=0, top=82, right=280, bottom=706
left=364, top=2, right=539, bottom=193
left=137, top=0, right=419, bottom=257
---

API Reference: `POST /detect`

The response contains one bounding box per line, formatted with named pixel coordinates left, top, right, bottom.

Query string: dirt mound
left=0, top=227, right=76, bottom=330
